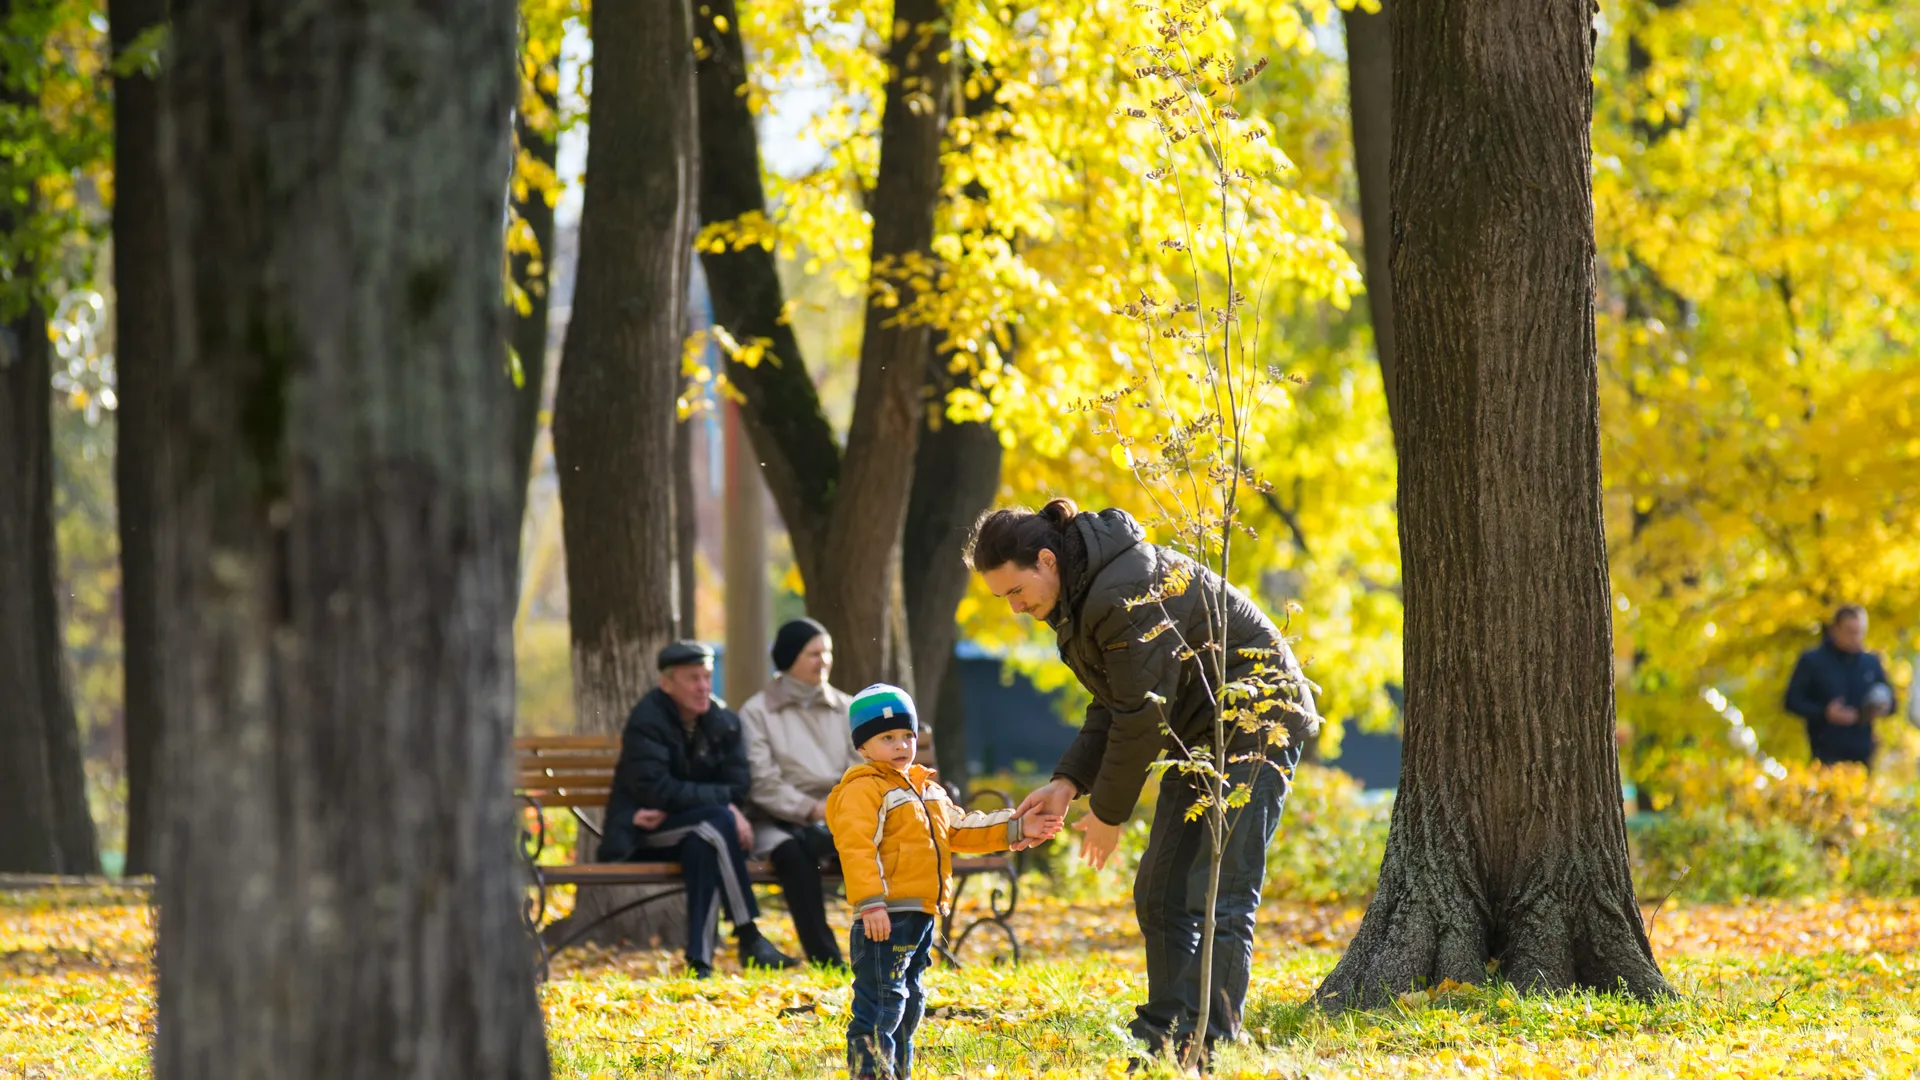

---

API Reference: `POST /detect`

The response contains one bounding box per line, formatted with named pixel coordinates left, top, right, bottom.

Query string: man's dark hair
left=1832, top=604, right=1867, bottom=625
left=963, top=498, right=1078, bottom=572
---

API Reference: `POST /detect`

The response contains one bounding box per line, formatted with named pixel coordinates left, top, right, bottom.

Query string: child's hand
left=1021, top=809, right=1065, bottom=842
left=862, top=907, right=891, bottom=941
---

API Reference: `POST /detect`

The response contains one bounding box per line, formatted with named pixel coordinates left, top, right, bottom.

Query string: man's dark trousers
left=626, top=803, right=759, bottom=969
left=1130, top=742, right=1300, bottom=1053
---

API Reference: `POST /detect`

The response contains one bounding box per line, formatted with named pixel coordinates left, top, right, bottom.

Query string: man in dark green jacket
left=967, top=500, right=1319, bottom=1060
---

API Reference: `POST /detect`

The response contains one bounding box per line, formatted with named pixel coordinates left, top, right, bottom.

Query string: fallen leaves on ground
left=6, top=885, right=1920, bottom=1078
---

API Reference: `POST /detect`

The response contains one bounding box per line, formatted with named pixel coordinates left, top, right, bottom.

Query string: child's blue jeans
left=846, top=910, right=935, bottom=1079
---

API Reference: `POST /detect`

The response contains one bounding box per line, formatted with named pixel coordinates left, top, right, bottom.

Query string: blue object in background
left=952, top=643, right=1082, bottom=775
left=951, top=643, right=1408, bottom=792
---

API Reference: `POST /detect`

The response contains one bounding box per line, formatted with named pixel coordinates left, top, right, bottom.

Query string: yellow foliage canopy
left=1596, top=0, right=1920, bottom=762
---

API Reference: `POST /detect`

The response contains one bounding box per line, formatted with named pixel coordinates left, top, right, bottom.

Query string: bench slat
left=518, top=792, right=614, bottom=807
left=516, top=769, right=615, bottom=787
left=516, top=734, right=621, bottom=750
left=517, top=755, right=618, bottom=768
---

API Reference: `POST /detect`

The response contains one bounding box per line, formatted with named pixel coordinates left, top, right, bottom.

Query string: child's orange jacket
left=825, top=761, right=1024, bottom=917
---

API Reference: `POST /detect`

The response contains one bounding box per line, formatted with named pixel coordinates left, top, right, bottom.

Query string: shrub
left=1847, top=801, right=1920, bottom=897
left=1264, top=764, right=1391, bottom=904
left=1631, top=811, right=1826, bottom=901
left=1628, top=756, right=1920, bottom=900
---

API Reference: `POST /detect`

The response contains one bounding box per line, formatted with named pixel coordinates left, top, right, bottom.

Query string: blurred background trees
left=2, top=0, right=1914, bottom=873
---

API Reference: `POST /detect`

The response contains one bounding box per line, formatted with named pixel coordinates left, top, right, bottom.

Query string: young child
left=826, top=683, right=1063, bottom=1080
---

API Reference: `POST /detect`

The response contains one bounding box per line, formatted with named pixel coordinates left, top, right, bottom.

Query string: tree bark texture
left=0, top=24, right=101, bottom=874
left=1313, top=0, right=1671, bottom=1010
left=154, top=3, right=549, bottom=1077
left=111, top=0, right=171, bottom=878
left=552, top=0, right=698, bottom=732
left=695, top=0, right=952, bottom=693
left=901, top=63, right=1012, bottom=788
left=1343, top=0, right=1399, bottom=441
left=801, top=0, right=951, bottom=693
left=693, top=0, right=839, bottom=580
left=903, top=360, right=1003, bottom=792
left=1, top=298, right=100, bottom=875
left=509, top=64, right=560, bottom=570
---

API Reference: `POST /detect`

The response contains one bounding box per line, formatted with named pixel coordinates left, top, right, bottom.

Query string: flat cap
left=656, top=640, right=715, bottom=671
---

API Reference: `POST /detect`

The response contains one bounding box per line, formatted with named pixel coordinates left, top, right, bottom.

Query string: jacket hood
left=1053, top=508, right=1146, bottom=627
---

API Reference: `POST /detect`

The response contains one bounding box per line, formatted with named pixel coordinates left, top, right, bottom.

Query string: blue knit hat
left=849, top=683, right=918, bottom=749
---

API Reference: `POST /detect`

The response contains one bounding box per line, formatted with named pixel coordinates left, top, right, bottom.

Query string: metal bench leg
left=519, top=799, right=554, bottom=981
left=943, top=864, right=1021, bottom=968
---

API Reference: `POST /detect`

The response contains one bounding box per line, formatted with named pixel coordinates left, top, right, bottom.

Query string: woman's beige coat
left=738, top=674, right=862, bottom=825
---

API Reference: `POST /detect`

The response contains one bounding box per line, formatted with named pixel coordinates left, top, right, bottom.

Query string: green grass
left=7, top=887, right=1920, bottom=1078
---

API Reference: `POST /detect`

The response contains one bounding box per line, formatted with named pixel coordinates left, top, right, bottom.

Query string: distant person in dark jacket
left=1784, top=605, right=1897, bottom=767
left=599, top=640, right=799, bottom=977
left=966, top=499, right=1319, bottom=1062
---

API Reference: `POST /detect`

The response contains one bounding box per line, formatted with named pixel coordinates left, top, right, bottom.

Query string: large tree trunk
left=692, top=0, right=838, bottom=580
left=31, top=334, right=101, bottom=876
left=1343, top=0, right=1399, bottom=440
left=153, top=3, right=549, bottom=1077
left=1, top=299, right=95, bottom=875
left=0, top=34, right=101, bottom=874
left=551, top=0, right=698, bottom=732
left=694, top=0, right=951, bottom=693
left=797, top=0, right=951, bottom=692
left=901, top=61, right=1012, bottom=790
left=903, top=360, right=1003, bottom=794
left=508, top=62, right=560, bottom=571
left=1313, top=0, right=1670, bottom=1009
left=545, top=0, right=700, bottom=951
left=111, top=0, right=170, bottom=879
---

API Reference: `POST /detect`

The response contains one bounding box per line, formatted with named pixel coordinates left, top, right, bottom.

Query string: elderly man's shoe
left=737, top=926, right=802, bottom=970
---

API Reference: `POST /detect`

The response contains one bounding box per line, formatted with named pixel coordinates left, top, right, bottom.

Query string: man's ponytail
left=963, top=499, right=1078, bottom=571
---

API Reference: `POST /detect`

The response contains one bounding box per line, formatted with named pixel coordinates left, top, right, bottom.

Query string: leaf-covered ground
left=5, top=885, right=1919, bottom=1079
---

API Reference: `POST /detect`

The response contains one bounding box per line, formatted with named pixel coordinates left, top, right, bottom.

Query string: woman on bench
left=738, top=618, right=862, bottom=971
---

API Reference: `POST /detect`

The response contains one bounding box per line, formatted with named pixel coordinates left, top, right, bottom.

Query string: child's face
left=860, top=728, right=918, bottom=771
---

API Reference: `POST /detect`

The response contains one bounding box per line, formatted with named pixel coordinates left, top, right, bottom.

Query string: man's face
left=1830, top=614, right=1867, bottom=654
left=859, top=728, right=918, bottom=771
left=661, top=662, right=714, bottom=718
left=789, top=634, right=833, bottom=687
left=981, top=549, right=1062, bottom=621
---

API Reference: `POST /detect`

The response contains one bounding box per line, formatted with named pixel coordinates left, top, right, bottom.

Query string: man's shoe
left=688, top=961, right=713, bottom=980
left=811, top=957, right=851, bottom=976
left=739, top=933, right=802, bottom=971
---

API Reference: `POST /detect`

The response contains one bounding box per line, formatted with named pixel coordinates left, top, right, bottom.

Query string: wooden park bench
left=515, top=735, right=1023, bottom=979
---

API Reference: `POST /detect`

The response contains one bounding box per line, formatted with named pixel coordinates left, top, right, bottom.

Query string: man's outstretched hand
left=1011, top=778, right=1076, bottom=850
left=1074, top=815, right=1123, bottom=870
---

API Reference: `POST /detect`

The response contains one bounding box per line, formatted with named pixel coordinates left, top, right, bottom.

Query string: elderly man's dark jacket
left=1047, top=508, right=1320, bottom=826
left=598, top=687, right=752, bottom=861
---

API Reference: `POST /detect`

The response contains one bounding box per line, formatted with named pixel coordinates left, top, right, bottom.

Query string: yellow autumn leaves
left=8, top=885, right=1920, bottom=1078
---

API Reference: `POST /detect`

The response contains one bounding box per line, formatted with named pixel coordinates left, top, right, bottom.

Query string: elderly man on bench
left=597, top=640, right=800, bottom=978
